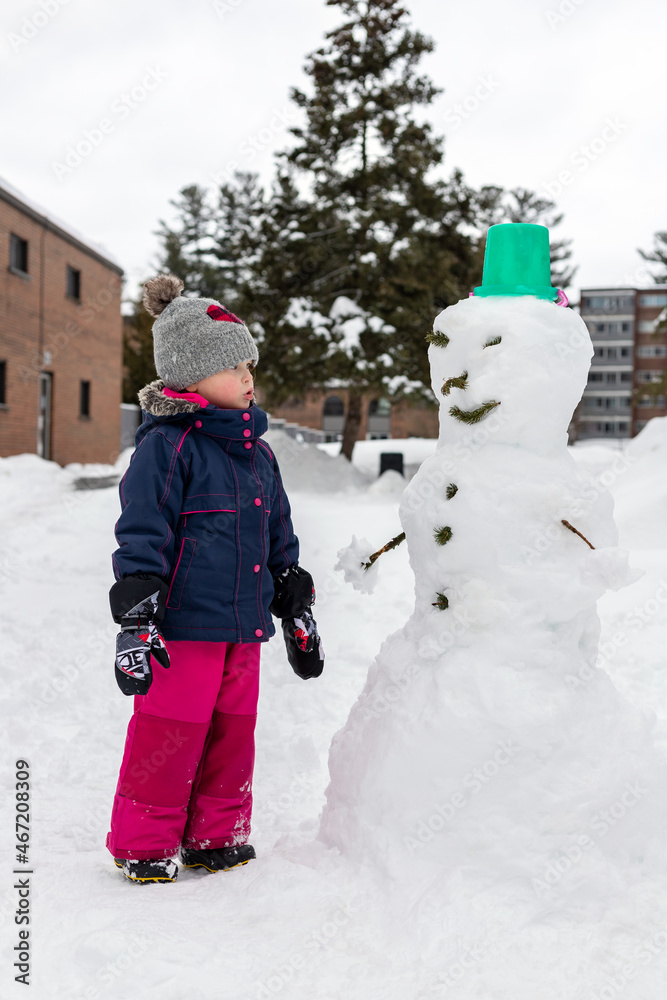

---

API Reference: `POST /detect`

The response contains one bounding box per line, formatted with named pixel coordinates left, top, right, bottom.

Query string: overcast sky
left=1, top=0, right=664, bottom=308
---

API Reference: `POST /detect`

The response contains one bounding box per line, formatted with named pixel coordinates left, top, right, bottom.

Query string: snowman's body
left=321, top=295, right=667, bottom=950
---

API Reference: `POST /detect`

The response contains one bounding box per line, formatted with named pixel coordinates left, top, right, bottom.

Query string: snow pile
left=262, top=428, right=371, bottom=493
left=367, top=468, right=406, bottom=496
left=608, top=416, right=667, bottom=551
left=0, top=453, right=67, bottom=509
left=625, top=414, right=667, bottom=459
left=320, top=295, right=667, bottom=995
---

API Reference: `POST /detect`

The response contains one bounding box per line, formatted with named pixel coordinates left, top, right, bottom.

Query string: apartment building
left=578, top=288, right=667, bottom=439
left=0, top=177, right=124, bottom=464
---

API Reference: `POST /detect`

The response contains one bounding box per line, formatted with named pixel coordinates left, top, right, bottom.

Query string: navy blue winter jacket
left=111, top=379, right=299, bottom=643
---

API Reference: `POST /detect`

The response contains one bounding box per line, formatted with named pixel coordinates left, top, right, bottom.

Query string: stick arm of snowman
left=362, top=518, right=594, bottom=573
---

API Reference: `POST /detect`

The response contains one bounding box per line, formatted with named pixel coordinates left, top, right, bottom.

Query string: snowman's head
left=429, top=295, right=592, bottom=455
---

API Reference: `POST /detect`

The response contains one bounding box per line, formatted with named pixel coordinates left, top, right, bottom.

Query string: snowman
left=321, top=225, right=667, bottom=980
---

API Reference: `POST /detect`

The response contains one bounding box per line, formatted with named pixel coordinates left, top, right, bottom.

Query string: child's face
left=185, top=361, right=255, bottom=409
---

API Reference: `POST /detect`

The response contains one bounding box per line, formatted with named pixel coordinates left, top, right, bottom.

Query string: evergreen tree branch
left=426, top=330, right=450, bottom=348
left=449, top=400, right=501, bottom=424
left=432, top=591, right=449, bottom=609
left=441, top=371, right=468, bottom=396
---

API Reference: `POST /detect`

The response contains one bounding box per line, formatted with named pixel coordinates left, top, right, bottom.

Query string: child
left=106, top=274, right=324, bottom=884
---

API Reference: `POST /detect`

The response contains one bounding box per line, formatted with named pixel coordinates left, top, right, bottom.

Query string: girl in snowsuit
left=106, top=275, right=323, bottom=883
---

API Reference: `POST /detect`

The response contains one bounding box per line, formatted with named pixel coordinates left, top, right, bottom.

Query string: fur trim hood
left=137, top=379, right=203, bottom=416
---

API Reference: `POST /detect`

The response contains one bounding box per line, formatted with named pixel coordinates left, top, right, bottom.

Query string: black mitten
left=113, top=589, right=170, bottom=696
left=282, top=608, right=324, bottom=680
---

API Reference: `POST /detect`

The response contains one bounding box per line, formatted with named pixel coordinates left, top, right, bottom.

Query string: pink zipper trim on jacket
left=165, top=537, right=187, bottom=606
left=181, top=509, right=236, bottom=515
left=176, top=427, right=192, bottom=452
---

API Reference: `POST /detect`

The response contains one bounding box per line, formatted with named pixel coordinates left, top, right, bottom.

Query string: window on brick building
left=9, top=234, right=28, bottom=273
left=637, top=345, right=667, bottom=358
left=0, top=361, right=6, bottom=404
left=368, top=397, right=391, bottom=416
left=66, top=265, right=81, bottom=300
left=80, top=380, right=91, bottom=418
left=322, top=395, right=344, bottom=441
left=639, top=294, right=667, bottom=307
left=637, top=395, right=666, bottom=408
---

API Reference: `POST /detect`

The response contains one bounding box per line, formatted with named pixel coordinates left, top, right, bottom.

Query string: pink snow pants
left=106, top=640, right=261, bottom=861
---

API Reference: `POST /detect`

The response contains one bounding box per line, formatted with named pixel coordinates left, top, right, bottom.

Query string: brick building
left=267, top=389, right=439, bottom=442
left=0, top=177, right=124, bottom=465
left=578, top=288, right=667, bottom=439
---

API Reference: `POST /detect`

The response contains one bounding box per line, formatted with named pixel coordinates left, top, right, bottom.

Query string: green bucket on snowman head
left=473, top=223, right=562, bottom=302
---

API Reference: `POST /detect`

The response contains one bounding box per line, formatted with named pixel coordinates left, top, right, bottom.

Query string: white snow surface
left=2, top=402, right=667, bottom=996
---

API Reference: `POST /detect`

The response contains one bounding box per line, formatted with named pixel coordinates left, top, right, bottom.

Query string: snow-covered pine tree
left=274, top=0, right=479, bottom=459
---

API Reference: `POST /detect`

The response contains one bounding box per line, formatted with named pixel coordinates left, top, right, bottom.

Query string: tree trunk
left=567, top=399, right=583, bottom=446
left=340, top=389, right=363, bottom=462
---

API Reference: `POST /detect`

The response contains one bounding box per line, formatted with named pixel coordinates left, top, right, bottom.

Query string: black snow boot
left=180, top=844, right=256, bottom=872
left=114, top=857, right=178, bottom=883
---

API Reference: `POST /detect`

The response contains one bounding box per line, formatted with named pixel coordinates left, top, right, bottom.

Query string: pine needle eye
left=434, top=525, right=453, bottom=546
left=426, top=331, right=450, bottom=348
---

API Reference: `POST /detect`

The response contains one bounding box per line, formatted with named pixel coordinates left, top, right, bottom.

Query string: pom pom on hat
left=143, top=274, right=184, bottom=318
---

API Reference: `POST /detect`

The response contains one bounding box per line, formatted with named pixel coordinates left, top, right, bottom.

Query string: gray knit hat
left=142, top=274, right=259, bottom=391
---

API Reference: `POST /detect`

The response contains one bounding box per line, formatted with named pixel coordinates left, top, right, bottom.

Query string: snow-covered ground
left=1, top=423, right=667, bottom=999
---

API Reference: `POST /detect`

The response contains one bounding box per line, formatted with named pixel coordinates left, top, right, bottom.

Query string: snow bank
left=609, top=416, right=667, bottom=551
left=263, top=429, right=371, bottom=493
left=626, top=414, right=667, bottom=459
